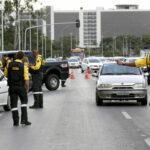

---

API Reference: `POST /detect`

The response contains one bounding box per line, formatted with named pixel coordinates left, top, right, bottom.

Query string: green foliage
left=100, top=35, right=150, bottom=57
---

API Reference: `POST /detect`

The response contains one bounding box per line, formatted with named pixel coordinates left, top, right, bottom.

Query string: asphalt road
left=0, top=69, right=150, bottom=150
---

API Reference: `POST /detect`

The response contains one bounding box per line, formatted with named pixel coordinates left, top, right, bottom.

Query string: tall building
left=43, top=5, right=150, bottom=49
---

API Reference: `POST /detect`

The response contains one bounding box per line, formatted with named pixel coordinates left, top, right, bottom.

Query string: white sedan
left=68, top=58, right=80, bottom=68
left=0, top=70, right=10, bottom=111
left=81, top=57, right=101, bottom=73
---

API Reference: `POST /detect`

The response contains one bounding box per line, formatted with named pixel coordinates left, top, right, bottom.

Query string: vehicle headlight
left=98, top=84, right=112, bottom=89
left=133, top=83, right=145, bottom=88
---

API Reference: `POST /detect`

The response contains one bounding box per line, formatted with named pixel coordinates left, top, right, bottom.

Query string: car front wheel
left=96, top=91, right=103, bottom=106
left=141, top=95, right=148, bottom=106
left=81, top=68, right=84, bottom=73
left=3, top=96, right=11, bottom=111
left=45, top=74, right=60, bottom=91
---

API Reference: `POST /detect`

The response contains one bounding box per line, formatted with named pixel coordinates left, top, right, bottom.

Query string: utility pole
left=36, top=12, right=39, bottom=51
left=1, top=0, right=4, bottom=51
left=70, top=33, right=72, bottom=50
left=29, top=15, right=32, bottom=51
left=42, top=34, right=44, bottom=57
left=45, top=36, right=47, bottom=59
left=18, top=1, right=21, bottom=50
left=51, top=39, right=53, bottom=58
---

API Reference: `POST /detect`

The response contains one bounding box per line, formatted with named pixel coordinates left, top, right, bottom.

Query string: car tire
left=81, top=68, right=84, bottom=73
left=45, top=74, right=60, bottom=91
left=148, top=75, right=150, bottom=85
left=141, top=95, right=148, bottom=106
left=96, top=91, right=103, bottom=106
left=3, top=96, right=11, bottom=111
left=3, top=105, right=10, bottom=111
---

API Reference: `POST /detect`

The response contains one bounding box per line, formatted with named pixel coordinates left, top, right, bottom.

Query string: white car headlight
left=98, top=84, right=112, bottom=89
left=133, top=83, right=145, bottom=89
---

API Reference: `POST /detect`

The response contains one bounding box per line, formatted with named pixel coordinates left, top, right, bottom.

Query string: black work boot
left=30, top=94, right=40, bottom=109
left=12, top=111, right=19, bottom=126
left=21, top=120, right=31, bottom=126
left=39, top=94, right=43, bottom=108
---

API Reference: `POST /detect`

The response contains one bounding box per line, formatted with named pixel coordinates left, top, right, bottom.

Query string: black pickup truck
left=0, top=51, right=70, bottom=91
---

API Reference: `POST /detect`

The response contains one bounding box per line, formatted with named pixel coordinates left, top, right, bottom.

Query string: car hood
left=89, top=63, right=100, bottom=66
left=98, top=75, right=145, bottom=85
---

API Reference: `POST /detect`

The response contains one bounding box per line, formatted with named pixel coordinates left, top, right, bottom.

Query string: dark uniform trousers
left=32, top=73, right=43, bottom=107
left=9, top=86, right=28, bottom=124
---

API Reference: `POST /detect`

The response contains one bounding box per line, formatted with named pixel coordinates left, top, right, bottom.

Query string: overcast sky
left=34, top=0, right=150, bottom=10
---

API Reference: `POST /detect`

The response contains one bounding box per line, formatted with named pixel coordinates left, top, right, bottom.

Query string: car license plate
left=116, top=91, right=129, bottom=96
left=71, top=63, right=75, bottom=65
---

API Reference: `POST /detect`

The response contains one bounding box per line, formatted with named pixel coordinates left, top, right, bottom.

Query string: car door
left=0, top=71, right=8, bottom=105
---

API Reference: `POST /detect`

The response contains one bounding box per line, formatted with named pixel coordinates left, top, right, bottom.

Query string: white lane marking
left=144, top=138, right=150, bottom=147
left=141, top=135, right=146, bottom=137
left=122, top=111, right=132, bottom=120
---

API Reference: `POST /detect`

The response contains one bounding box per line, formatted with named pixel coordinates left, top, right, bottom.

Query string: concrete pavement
left=0, top=69, right=150, bottom=150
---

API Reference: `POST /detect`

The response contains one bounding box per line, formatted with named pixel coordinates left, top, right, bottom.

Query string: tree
left=3, top=0, right=39, bottom=50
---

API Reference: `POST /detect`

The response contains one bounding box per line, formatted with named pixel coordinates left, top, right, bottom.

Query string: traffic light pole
left=24, top=21, right=78, bottom=51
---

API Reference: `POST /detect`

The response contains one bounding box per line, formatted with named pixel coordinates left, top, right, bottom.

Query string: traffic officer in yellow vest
left=115, top=54, right=150, bottom=68
left=2, top=55, right=10, bottom=71
left=4, top=51, right=31, bottom=126
left=29, top=50, right=43, bottom=109
left=0, top=61, right=3, bottom=70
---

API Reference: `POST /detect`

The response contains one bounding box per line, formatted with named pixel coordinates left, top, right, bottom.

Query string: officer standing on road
left=61, top=55, right=67, bottom=87
left=29, top=50, right=43, bottom=109
left=4, top=51, right=31, bottom=126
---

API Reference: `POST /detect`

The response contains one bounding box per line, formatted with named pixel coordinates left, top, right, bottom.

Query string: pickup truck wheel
left=96, top=91, right=103, bottom=106
left=141, top=95, right=148, bottom=106
left=45, top=74, right=60, bottom=91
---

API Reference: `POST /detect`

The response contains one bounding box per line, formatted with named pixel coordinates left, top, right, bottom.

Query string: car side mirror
left=0, top=75, right=4, bottom=81
left=142, top=67, right=147, bottom=73
left=144, top=73, right=149, bottom=77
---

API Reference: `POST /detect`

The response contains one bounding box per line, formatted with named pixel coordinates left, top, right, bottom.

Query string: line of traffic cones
left=70, top=69, right=75, bottom=79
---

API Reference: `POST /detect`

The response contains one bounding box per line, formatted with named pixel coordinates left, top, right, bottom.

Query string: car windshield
left=125, top=58, right=139, bottom=62
left=69, top=59, right=78, bottom=62
left=101, top=63, right=141, bottom=75
left=88, top=59, right=100, bottom=63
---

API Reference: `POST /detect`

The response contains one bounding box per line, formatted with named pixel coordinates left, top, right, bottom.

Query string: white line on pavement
left=144, top=138, right=150, bottom=147
left=121, top=111, right=132, bottom=120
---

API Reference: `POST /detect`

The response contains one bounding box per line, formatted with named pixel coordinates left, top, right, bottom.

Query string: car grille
left=113, top=87, right=133, bottom=90
left=111, top=94, right=135, bottom=98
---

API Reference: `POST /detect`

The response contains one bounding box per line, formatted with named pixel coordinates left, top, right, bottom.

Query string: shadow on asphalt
left=101, top=101, right=146, bottom=107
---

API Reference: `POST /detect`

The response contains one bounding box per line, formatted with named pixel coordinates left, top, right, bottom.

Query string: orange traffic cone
left=70, top=69, right=75, bottom=79
left=88, top=67, right=92, bottom=74
left=85, top=71, right=89, bottom=79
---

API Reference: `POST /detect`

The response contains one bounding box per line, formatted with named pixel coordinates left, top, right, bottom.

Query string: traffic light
left=76, top=19, right=80, bottom=28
